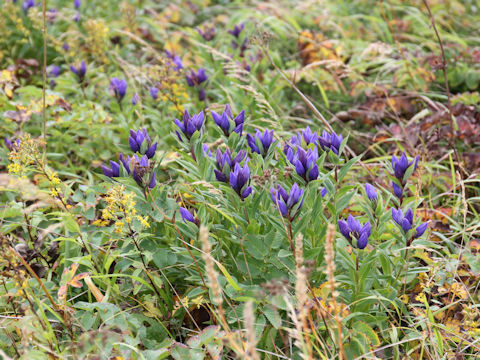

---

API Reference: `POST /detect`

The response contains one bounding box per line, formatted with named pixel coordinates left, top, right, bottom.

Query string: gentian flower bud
left=197, top=25, right=216, bottom=41
left=318, top=130, right=343, bottom=155
left=131, top=93, right=139, bottom=105
left=391, top=152, right=419, bottom=182
left=392, top=182, right=403, bottom=199
left=118, top=153, right=131, bottom=174
left=70, top=61, right=86, bottom=82
left=174, top=110, right=205, bottom=141
left=74, top=11, right=80, bottom=22
left=414, top=222, right=428, bottom=238
left=101, top=160, right=121, bottom=178
left=202, top=144, right=212, bottom=157
left=228, top=23, right=244, bottom=38
left=110, top=78, right=127, bottom=103
left=320, top=187, right=327, bottom=197
left=74, top=0, right=80, bottom=9
left=270, top=183, right=304, bottom=219
left=149, top=86, right=159, bottom=100
left=180, top=207, right=195, bottom=223
left=22, top=0, right=35, bottom=13
left=47, top=65, right=60, bottom=78
left=211, top=104, right=245, bottom=136
left=338, top=214, right=371, bottom=249
left=229, top=163, right=252, bottom=200
left=247, top=129, right=273, bottom=156
left=62, top=43, right=70, bottom=52
left=128, top=128, right=157, bottom=159
left=365, top=183, right=377, bottom=202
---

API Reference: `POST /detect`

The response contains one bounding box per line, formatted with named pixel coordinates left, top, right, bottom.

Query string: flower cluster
left=175, top=110, right=205, bottom=142
left=270, top=183, right=304, bottom=220
left=247, top=129, right=274, bottom=157
left=211, top=104, right=245, bottom=136
left=338, top=215, right=371, bottom=249
left=110, top=78, right=127, bottom=103
left=97, top=185, right=149, bottom=233
left=70, top=61, right=87, bottom=83
left=197, top=25, right=216, bottom=41
left=5, top=134, right=41, bottom=176
left=101, top=129, right=157, bottom=190
left=391, top=152, right=419, bottom=199
left=392, top=208, right=428, bottom=240
left=213, top=148, right=251, bottom=199
left=185, top=68, right=208, bottom=101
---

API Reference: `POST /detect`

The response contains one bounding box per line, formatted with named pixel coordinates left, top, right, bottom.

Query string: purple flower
left=131, top=93, right=139, bottom=105
left=129, top=154, right=155, bottom=189
left=149, top=86, right=159, bottom=100
left=228, top=23, right=244, bottom=38
left=365, top=183, right=377, bottom=202
left=47, top=7, right=57, bottom=22
left=211, top=104, right=245, bottom=136
left=229, top=163, right=252, bottom=200
left=247, top=129, right=274, bottom=156
left=110, top=78, right=127, bottom=102
left=214, top=148, right=247, bottom=183
left=101, top=160, right=121, bottom=178
left=128, top=128, right=157, bottom=159
left=22, top=0, right=35, bottom=13
left=185, top=68, right=208, bottom=87
left=338, top=214, right=371, bottom=249
left=70, top=61, right=86, bottom=82
left=392, top=152, right=419, bottom=182
left=165, top=50, right=183, bottom=71
left=118, top=153, right=131, bottom=174
left=197, top=25, right=216, bottom=41
left=392, top=182, right=403, bottom=199
left=202, top=144, right=212, bottom=157
left=174, top=110, right=205, bottom=141
left=270, top=183, right=304, bottom=219
left=74, top=0, right=80, bottom=9
left=320, top=187, right=327, bottom=197
left=4, top=138, right=20, bottom=151
left=289, top=146, right=319, bottom=182
left=74, top=11, right=80, bottom=22
left=180, top=207, right=195, bottom=223
left=392, top=208, right=428, bottom=238
left=318, top=130, right=343, bottom=155
left=47, top=65, right=60, bottom=78
left=62, top=43, right=70, bottom=51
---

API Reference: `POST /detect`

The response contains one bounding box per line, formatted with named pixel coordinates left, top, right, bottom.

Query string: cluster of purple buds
left=230, top=163, right=252, bottom=200
left=228, top=24, right=248, bottom=57
left=270, top=183, right=304, bottom=220
left=247, top=129, right=273, bottom=157
left=338, top=214, right=371, bottom=249
left=101, top=153, right=156, bottom=189
left=175, top=110, right=205, bottom=142
left=180, top=207, right=199, bottom=226
left=47, top=65, right=60, bottom=88
left=110, top=78, right=127, bottom=103
left=391, top=153, right=419, bottom=199
left=149, top=86, right=159, bottom=100
left=286, top=146, right=319, bottom=182
left=365, top=183, right=378, bottom=202
left=22, top=0, right=35, bottom=13
left=128, top=128, right=157, bottom=159
left=318, top=130, right=343, bottom=155
left=391, top=208, right=428, bottom=239
left=213, top=148, right=252, bottom=199
left=197, top=25, right=216, bottom=41
left=165, top=50, right=183, bottom=72
left=284, top=126, right=317, bottom=151
left=185, top=68, right=208, bottom=101
left=70, top=61, right=86, bottom=83
left=74, top=0, right=80, bottom=8
left=4, top=137, right=20, bottom=151
left=214, top=149, right=247, bottom=183
left=211, top=104, right=245, bottom=136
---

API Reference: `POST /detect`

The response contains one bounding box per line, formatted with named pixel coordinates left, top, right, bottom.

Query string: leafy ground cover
left=1, top=0, right=480, bottom=359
